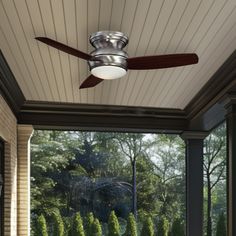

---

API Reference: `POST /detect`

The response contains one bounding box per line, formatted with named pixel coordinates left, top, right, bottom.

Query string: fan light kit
left=36, top=31, right=198, bottom=89
left=91, top=66, right=127, bottom=80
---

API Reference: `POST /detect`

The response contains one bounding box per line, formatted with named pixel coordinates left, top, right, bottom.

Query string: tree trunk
left=207, top=174, right=212, bottom=236
left=132, top=159, right=137, bottom=218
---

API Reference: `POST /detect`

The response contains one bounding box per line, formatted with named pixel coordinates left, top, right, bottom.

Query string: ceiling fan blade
left=79, top=75, right=104, bottom=89
left=35, top=37, right=92, bottom=61
left=127, top=53, right=198, bottom=70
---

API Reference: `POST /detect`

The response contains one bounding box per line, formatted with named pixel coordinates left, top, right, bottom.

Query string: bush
left=216, top=212, right=226, bottom=236
left=35, top=214, right=48, bottom=236
left=70, top=212, right=85, bottom=236
left=51, top=210, right=64, bottom=236
left=84, top=212, right=94, bottom=236
left=124, top=213, right=137, bottom=236
left=91, top=218, right=102, bottom=236
left=140, top=217, right=154, bottom=236
left=157, top=217, right=169, bottom=236
left=171, top=218, right=185, bottom=236
left=108, top=210, right=120, bottom=236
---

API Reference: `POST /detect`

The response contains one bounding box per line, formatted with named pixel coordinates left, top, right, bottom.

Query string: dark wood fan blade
left=79, top=75, right=104, bottom=89
left=35, top=37, right=92, bottom=61
left=127, top=53, right=198, bottom=70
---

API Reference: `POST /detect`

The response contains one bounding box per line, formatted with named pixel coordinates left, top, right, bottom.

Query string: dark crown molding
left=185, top=50, right=236, bottom=131
left=18, top=101, right=187, bottom=132
left=185, top=50, right=236, bottom=120
left=0, top=51, right=25, bottom=116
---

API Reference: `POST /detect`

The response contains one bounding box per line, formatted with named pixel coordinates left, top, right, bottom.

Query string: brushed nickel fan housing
left=88, top=31, right=129, bottom=78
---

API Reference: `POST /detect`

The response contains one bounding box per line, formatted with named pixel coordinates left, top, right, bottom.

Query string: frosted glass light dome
left=91, top=66, right=127, bottom=80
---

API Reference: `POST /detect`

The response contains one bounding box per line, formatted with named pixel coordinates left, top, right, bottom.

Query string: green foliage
left=91, top=218, right=102, bottom=236
left=31, top=130, right=74, bottom=214
left=31, top=130, right=188, bottom=234
left=84, top=212, right=94, bottom=236
left=35, top=214, right=48, bottom=236
left=124, top=213, right=137, bottom=236
left=51, top=210, right=64, bottom=236
left=108, top=210, right=120, bottom=236
left=171, top=218, right=185, bottom=236
left=203, top=123, right=227, bottom=235
left=70, top=212, right=85, bottom=236
left=216, top=213, right=226, bottom=236
left=140, top=217, right=154, bottom=236
left=157, top=217, right=169, bottom=236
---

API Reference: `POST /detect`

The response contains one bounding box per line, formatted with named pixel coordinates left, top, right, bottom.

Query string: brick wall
left=0, top=95, right=17, bottom=236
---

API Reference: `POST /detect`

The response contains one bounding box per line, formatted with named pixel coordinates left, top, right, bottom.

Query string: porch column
left=225, top=99, right=236, bottom=236
left=17, top=125, right=33, bottom=236
left=181, top=131, right=207, bottom=236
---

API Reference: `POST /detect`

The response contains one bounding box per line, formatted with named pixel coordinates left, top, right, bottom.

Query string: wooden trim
left=185, top=50, right=236, bottom=119
left=18, top=101, right=187, bottom=132
left=0, top=51, right=25, bottom=116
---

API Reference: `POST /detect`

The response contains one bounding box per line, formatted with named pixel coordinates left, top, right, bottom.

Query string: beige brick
left=0, top=95, right=17, bottom=236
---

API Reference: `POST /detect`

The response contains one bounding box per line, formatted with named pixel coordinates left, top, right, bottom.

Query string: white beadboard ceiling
left=0, top=0, right=236, bottom=109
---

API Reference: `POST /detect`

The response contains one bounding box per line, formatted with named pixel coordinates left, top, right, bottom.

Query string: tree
left=51, top=210, right=64, bottom=236
left=116, top=134, right=146, bottom=218
left=70, top=212, right=85, bottom=236
left=31, top=130, right=74, bottom=216
left=91, top=218, right=102, bottom=236
left=216, top=213, right=226, bottom=236
left=140, top=217, right=154, bottom=236
left=171, top=218, right=185, bottom=236
left=35, top=214, right=48, bottom=236
left=84, top=212, right=94, bottom=236
left=204, top=123, right=226, bottom=236
left=157, top=217, right=169, bottom=236
left=124, top=213, right=137, bottom=236
left=108, top=210, right=120, bottom=236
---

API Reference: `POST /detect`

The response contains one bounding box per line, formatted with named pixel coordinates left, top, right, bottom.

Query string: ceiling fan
left=36, top=31, right=198, bottom=89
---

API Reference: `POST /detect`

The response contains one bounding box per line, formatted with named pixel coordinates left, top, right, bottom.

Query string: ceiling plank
left=13, top=0, right=55, bottom=101
left=50, top=0, right=74, bottom=102
left=26, top=0, right=61, bottom=101
left=0, top=1, right=41, bottom=100
left=129, top=0, right=189, bottom=106
left=76, top=0, right=89, bottom=103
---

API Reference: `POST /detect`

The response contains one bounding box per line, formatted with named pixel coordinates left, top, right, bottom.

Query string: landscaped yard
left=30, top=126, right=226, bottom=236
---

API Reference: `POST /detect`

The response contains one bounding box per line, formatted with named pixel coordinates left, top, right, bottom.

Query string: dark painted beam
left=181, top=131, right=208, bottom=236
left=18, top=101, right=188, bottom=132
left=0, top=51, right=25, bottom=116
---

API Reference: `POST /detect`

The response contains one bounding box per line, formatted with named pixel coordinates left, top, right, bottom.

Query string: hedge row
left=34, top=211, right=226, bottom=236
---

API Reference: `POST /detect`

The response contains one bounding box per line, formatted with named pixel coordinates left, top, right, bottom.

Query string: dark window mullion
left=0, top=140, right=4, bottom=236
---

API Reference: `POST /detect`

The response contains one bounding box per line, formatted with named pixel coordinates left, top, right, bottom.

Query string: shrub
left=140, top=217, right=154, bottom=236
left=35, top=214, right=48, bottom=236
left=84, top=212, right=94, bottom=236
left=51, top=210, right=64, bottom=236
left=70, top=212, right=85, bottom=236
left=91, top=218, right=102, bottom=236
left=171, top=218, right=185, bottom=236
left=216, top=212, right=226, bottom=236
left=108, top=210, right=120, bottom=236
left=157, top=217, right=169, bottom=236
left=124, top=213, right=137, bottom=236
